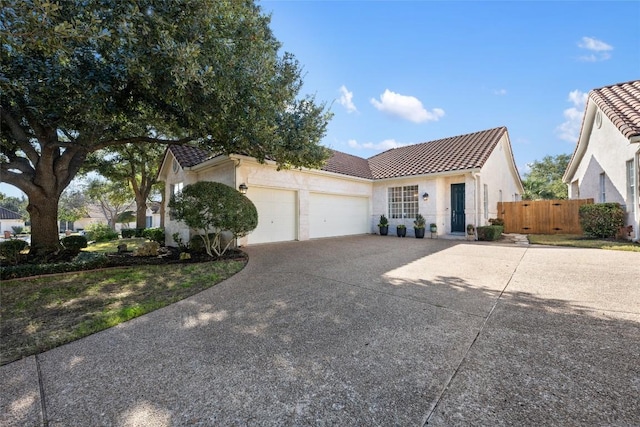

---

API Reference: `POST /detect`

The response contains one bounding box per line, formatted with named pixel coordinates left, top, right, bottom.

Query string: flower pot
left=430, top=226, right=437, bottom=233
left=379, top=225, right=388, bottom=236
left=396, top=227, right=406, bottom=237
left=414, top=228, right=425, bottom=239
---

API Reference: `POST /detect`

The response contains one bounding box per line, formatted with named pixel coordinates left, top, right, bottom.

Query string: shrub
left=0, top=239, right=29, bottom=265
left=142, top=228, right=165, bottom=244
left=61, top=235, right=88, bottom=255
left=477, top=225, right=504, bottom=241
left=121, top=229, right=136, bottom=238
left=0, top=253, right=108, bottom=280
left=11, top=225, right=24, bottom=236
left=488, top=218, right=504, bottom=226
left=579, top=203, right=625, bottom=238
left=134, top=227, right=146, bottom=238
left=85, top=223, right=119, bottom=242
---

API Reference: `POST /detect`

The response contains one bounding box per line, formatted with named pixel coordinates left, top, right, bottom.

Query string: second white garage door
left=310, top=193, right=369, bottom=239
left=247, top=187, right=297, bottom=244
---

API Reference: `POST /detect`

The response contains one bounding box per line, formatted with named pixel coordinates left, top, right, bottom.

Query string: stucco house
left=0, top=207, right=25, bottom=236
left=562, top=80, right=640, bottom=241
left=158, top=126, right=524, bottom=246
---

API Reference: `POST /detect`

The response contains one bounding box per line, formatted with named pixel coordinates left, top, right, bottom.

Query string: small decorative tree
left=169, top=182, right=258, bottom=257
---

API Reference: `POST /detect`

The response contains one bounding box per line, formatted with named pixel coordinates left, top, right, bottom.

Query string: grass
left=1, top=259, right=246, bottom=365
left=528, top=234, right=640, bottom=252
left=84, top=237, right=148, bottom=253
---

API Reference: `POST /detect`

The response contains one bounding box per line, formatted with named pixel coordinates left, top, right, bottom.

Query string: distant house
left=0, top=207, right=25, bottom=235
left=72, top=203, right=161, bottom=233
left=563, top=80, right=640, bottom=241
left=158, top=126, right=523, bottom=246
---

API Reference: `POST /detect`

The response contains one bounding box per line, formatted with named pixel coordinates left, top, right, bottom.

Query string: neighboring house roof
left=0, top=207, right=22, bottom=220
left=368, top=127, right=508, bottom=179
left=589, top=80, right=640, bottom=141
left=164, top=126, right=511, bottom=181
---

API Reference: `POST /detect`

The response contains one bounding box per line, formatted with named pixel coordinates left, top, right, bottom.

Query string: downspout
left=635, top=146, right=640, bottom=242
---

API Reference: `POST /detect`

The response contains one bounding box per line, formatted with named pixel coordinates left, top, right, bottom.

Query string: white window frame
left=483, top=184, right=489, bottom=220
left=388, top=185, right=418, bottom=219
left=599, top=173, right=606, bottom=203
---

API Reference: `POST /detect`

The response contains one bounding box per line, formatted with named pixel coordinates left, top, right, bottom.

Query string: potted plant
left=429, top=223, right=437, bottom=233
left=466, top=224, right=475, bottom=235
left=378, top=214, right=389, bottom=236
left=413, top=213, right=426, bottom=238
left=396, top=224, right=407, bottom=237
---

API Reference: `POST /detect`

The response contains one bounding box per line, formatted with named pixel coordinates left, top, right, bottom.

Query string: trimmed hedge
left=121, top=229, right=136, bottom=238
left=476, top=225, right=504, bottom=241
left=0, top=239, right=29, bottom=265
left=579, top=203, right=625, bottom=238
left=61, top=235, right=88, bottom=255
left=85, top=223, right=119, bottom=242
left=0, top=253, right=108, bottom=280
left=142, top=228, right=165, bottom=244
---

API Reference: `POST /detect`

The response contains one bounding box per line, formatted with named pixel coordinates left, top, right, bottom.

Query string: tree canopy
left=0, top=0, right=331, bottom=256
left=522, top=154, right=571, bottom=200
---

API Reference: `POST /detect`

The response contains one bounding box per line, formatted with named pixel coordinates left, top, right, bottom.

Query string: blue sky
left=1, top=1, right=638, bottom=199
left=262, top=0, right=640, bottom=170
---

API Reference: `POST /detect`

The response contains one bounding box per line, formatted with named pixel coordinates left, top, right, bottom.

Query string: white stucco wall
left=0, top=219, right=25, bottom=234
left=567, top=104, right=639, bottom=236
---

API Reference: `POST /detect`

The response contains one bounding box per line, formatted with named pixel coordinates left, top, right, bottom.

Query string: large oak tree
left=0, top=0, right=331, bottom=257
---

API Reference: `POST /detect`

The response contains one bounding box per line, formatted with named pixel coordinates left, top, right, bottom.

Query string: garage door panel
left=310, top=194, right=369, bottom=239
left=248, top=188, right=297, bottom=244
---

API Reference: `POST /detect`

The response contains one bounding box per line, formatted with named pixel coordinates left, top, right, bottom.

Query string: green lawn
left=527, top=234, right=640, bottom=252
left=1, top=258, right=246, bottom=365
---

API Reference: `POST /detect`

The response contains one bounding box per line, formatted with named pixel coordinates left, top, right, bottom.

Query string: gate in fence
left=497, top=199, right=594, bottom=234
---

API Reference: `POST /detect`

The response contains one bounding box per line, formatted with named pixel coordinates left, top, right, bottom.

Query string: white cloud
left=338, top=85, right=357, bottom=113
left=348, top=138, right=407, bottom=151
left=556, top=90, right=588, bottom=142
left=370, top=89, right=444, bottom=123
left=493, top=89, right=507, bottom=96
left=577, top=36, right=613, bottom=61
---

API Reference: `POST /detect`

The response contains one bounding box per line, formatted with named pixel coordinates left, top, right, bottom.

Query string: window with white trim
left=599, top=173, right=606, bottom=203
left=170, top=182, right=183, bottom=196
left=627, top=160, right=636, bottom=214
left=388, top=185, right=418, bottom=219
left=483, top=184, right=489, bottom=219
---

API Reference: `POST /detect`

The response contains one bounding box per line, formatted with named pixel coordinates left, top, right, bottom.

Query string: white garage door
left=247, top=187, right=297, bottom=244
left=310, top=193, right=369, bottom=239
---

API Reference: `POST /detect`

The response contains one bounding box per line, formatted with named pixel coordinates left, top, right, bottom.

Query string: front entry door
left=451, top=184, right=465, bottom=232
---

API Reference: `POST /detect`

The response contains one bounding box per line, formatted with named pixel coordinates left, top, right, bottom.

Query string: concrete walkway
left=2, top=235, right=638, bottom=426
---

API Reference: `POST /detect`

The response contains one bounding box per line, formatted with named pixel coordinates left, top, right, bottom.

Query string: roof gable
left=367, top=127, right=507, bottom=179
left=169, top=145, right=212, bottom=168
left=589, top=80, right=640, bottom=141
left=0, top=207, right=23, bottom=220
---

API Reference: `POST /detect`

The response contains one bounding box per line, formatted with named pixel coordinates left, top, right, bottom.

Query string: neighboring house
left=563, top=80, right=640, bottom=241
left=72, top=204, right=161, bottom=232
left=158, top=126, right=524, bottom=246
left=0, top=207, right=25, bottom=235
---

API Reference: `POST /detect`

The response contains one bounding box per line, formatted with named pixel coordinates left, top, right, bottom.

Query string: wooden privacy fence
left=497, top=199, right=594, bottom=235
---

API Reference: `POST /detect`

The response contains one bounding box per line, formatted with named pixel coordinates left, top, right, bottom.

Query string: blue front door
left=451, top=184, right=465, bottom=232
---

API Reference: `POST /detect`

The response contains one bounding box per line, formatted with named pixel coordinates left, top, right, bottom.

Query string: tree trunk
left=27, top=193, right=63, bottom=257
left=135, top=193, right=148, bottom=229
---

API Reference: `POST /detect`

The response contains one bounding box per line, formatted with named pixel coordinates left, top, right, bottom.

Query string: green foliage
left=413, top=213, right=426, bottom=229
left=61, top=235, right=88, bottom=255
left=0, top=193, right=28, bottom=219
left=476, top=226, right=504, bottom=241
left=85, top=223, right=119, bottom=242
left=579, top=203, right=625, bottom=238
left=172, top=232, right=188, bottom=252
left=0, top=239, right=29, bottom=265
left=169, top=182, right=258, bottom=257
left=121, top=229, right=136, bottom=238
left=522, top=154, right=570, bottom=200
left=378, top=214, right=389, bottom=227
left=116, top=211, right=136, bottom=225
left=58, top=189, right=88, bottom=223
left=488, top=218, right=505, bottom=226
left=11, top=226, right=24, bottom=235
left=142, top=228, right=165, bottom=245
left=1, top=253, right=108, bottom=280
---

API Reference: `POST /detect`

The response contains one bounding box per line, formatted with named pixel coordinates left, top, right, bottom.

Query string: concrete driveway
left=2, top=235, right=639, bottom=426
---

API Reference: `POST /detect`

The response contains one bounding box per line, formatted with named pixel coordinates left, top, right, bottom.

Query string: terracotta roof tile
left=169, top=145, right=212, bottom=168
left=321, top=150, right=373, bottom=179
left=590, top=80, right=640, bottom=140
left=367, top=127, right=507, bottom=179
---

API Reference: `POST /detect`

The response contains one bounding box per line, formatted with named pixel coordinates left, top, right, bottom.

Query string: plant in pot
left=414, top=213, right=426, bottom=238
left=429, top=223, right=437, bottom=233
left=378, top=214, right=389, bottom=236
left=396, top=224, right=407, bottom=237
left=466, top=224, right=475, bottom=235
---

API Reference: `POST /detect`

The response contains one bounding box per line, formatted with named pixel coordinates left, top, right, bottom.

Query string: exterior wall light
left=422, top=192, right=429, bottom=201
left=238, top=183, right=248, bottom=194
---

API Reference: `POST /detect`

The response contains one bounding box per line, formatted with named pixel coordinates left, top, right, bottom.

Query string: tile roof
left=0, top=206, right=22, bottom=220
left=169, top=144, right=212, bottom=168
left=165, top=127, right=508, bottom=180
left=367, top=127, right=507, bottom=179
left=589, top=80, right=640, bottom=141
left=321, top=150, right=373, bottom=179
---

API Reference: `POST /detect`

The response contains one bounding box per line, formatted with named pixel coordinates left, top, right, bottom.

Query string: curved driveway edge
left=1, top=235, right=638, bottom=426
